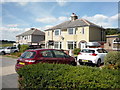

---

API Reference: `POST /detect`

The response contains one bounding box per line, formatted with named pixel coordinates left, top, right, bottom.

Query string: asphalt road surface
left=1, top=56, right=18, bottom=89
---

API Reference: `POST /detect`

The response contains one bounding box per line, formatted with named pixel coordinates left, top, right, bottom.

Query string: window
left=54, top=29, right=61, bottom=36
left=68, top=28, right=76, bottom=35
left=54, top=42, right=62, bottom=49
left=81, top=49, right=95, bottom=53
left=20, top=51, right=36, bottom=59
left=53, top=50, right=65, bottom=58
left=40, top=50, right=53, bottom=58
left=82, top=28, right=84, bottom=34
left=113, top=38, right=120, bottom=50
left=48, top=31, right=50, bottom=36
left=68, top=41, right=76, bottom=49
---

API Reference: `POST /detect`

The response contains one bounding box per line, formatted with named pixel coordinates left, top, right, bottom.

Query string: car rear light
left=89, top=53, right=97, bottom=56
left=78, top=52, right=82, bottom=55
left=25, top=60, right=36, bottom=64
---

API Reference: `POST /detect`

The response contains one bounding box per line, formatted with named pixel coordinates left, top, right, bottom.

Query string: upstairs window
left=68, top=28, right=76, bottom=35
left=82, top=27, right=84, bottom=34
left=54, top=29, right=61, bottom=36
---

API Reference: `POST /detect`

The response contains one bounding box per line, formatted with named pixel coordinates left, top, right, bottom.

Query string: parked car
left=77, top=48, right=108, bottom=66
left=15, top=49, right=77, bottom=71
left=0, top=46, right=19, bottom=55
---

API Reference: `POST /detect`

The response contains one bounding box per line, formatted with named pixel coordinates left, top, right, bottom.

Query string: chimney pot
left=71, top=13, right=78, bottom=21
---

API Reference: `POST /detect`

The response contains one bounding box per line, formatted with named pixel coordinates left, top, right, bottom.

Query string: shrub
left=20, top=45, right=29, bottom=52
left=10, top=52, right=22, bottom=57
left=17, top=63, right=120, bottom=89
left=73, top=48, right=81, bottom=55
left=104, top=51, right=120, bottom=68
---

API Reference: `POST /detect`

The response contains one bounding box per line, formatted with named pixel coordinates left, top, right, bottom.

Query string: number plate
left=19, top=62, right=25, bottom=65
left=82, top=60, right=88, bottom=62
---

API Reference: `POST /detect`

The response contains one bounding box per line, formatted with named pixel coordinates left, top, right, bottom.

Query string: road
left=0, top=56, right=18, bottom=89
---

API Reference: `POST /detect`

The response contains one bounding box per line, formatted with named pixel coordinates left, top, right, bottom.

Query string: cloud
left=6, top=24, right=19, bottom=27
left=82, top=14, right=118, bottom=28
left=36, top=16, right=68, bottom=24
left=56, top=0, right=67, bottom=6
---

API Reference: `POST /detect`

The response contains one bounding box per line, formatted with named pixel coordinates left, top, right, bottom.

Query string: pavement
left=1, top=56, right=18, bottom=89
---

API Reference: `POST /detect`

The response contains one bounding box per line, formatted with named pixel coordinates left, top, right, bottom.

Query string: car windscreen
left=81, top=49, right=95, bottom=53
left=20, top=51, right=36, bottom=59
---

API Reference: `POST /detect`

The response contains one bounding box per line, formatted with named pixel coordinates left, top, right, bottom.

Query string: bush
left=73, top=48, right=81, bottom=55
left=10, top=52, right=21, bottom=57
left=20, top=45, right=29, bottom=52
left=18, top=63, right=120, bottom=89
left=104, top=51, right=120, bottom=68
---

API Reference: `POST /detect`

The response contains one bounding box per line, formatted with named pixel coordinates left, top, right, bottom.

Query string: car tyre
left=70, top=61, right=77, bottom=66
left=1, top=51, right=6, bottom=55
left=97, top=59, right=101, bottom=67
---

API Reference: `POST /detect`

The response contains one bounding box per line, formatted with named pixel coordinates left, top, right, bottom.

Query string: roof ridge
left=80, top=19, right=90, bottom=25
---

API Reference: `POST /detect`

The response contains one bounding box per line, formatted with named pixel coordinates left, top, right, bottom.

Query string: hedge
left=104, top=51, right=120, bottom=69
left=18, top=63, right=120, bottom=89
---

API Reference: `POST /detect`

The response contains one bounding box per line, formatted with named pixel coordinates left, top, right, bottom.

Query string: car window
left=97, top=49, right=104, bottom=53
left=81, top=49, right=95, bottom=53
left=11, top=47, right=16, bottom=49
left=102, top=49, right=108, bottom=53
left=53, top=50, right=66, bottom=58
left=20, top=51, right=36, bottom=59
left=41, top=50, right=53, bottom=58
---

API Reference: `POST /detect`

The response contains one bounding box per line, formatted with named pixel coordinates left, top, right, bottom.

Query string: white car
left=77, top=48, right=108, bottom=66
left=0, top=46, right=19, bottom=55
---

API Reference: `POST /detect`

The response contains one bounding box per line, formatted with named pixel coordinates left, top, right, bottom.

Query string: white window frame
left=67, top=28, right=76, bottom=35
left=54, top=42, right=62, bottom=49
left=54, top=29, right=61, bottom=36
left=67, top=41, right=76, bottom=50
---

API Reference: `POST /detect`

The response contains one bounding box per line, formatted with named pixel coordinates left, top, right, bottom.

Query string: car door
left=40, top=50, right=57, bottom=63
left=5, top=47, right=11, bottom=53
left=52, top=50, right=67, bottom=64
left=97, top=49, right=106, bottom=63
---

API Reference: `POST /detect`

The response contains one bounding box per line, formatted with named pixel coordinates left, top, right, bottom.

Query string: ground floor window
left=112, top=38, right=120, bottom=50
left=54, top=42, right=62, bottom=49
left=67, top=41, right=76, bottom=49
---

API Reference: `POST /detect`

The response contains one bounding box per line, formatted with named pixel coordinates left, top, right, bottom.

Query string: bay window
left=54, top=42, right=62, bottom=49
left=67, top=41, right=76, bottom=49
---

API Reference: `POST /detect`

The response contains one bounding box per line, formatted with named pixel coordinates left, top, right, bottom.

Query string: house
left=16, top=28, right=45, bottom=45
left=104, top=35, right=120, bottom=51
left=45, top=13, right=106, bottom=50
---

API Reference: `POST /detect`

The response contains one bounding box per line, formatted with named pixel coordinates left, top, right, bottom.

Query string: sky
left=0, top=1, right=119, bottom=41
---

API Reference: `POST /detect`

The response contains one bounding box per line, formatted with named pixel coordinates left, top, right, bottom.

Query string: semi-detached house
left=16, top=28, right=45, bottom=45
left=45, top=13, right=106, bottom=50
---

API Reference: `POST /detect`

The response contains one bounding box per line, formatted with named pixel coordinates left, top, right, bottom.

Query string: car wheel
left=1, top=51, right=6, bottom=55
left=97, top=59, right=101, bottom=67
left=70, top=61, right=77, bottom=66
left=14, top=50, right=18, bottom=53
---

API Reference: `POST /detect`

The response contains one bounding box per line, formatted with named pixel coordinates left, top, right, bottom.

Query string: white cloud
left=56, top=0, right=67, bottom=6
left=6, top=24, right=19, bottom=27
left=36, top=16, right=68, bottom=24
left=36, top=17, right=57, bottom=23
left=82, top=14, right=118, bottom=28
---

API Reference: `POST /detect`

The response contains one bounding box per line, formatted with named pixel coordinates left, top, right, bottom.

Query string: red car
left=15, top=49, right=76, bottom=71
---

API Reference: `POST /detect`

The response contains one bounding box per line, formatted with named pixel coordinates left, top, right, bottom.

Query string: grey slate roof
left=45, top=19, right=103, bottom=31
left=16, top=28, right=45, bottom=37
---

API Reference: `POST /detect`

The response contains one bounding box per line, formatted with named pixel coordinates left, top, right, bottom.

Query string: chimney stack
left=71, top=13, right=78, bottom=21
left=31, top=28, right=35, bottom=30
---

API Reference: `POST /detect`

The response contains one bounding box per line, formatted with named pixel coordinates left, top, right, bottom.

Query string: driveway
left=1, top=56, right=18, bottom=89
